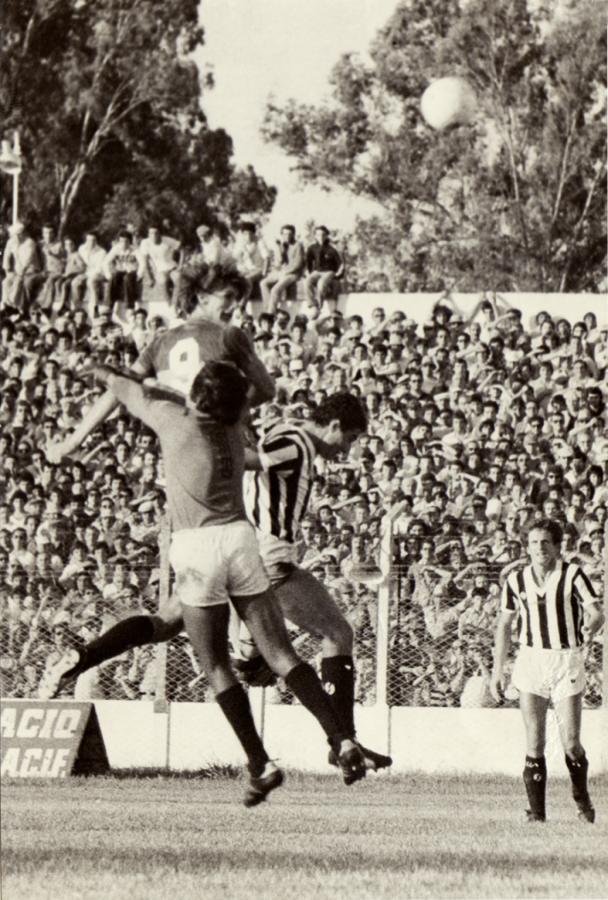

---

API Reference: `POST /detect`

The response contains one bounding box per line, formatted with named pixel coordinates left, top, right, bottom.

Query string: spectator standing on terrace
left=490, top=519, right=603, bottom=823
left=137, top=225, right=180, bottom=304
left=1, top=222, right=43, bottom=313
left=261, top=225, right=305, bottom=314
left=304, top=226, right=344, bottom=313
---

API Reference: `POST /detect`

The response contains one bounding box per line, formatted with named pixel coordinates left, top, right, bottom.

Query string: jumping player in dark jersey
left=84, top=360, right=365, bottom=803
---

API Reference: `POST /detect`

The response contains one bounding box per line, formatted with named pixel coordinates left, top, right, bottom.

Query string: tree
left=262, top=0, right=606, bottom=292
left=0, top=0, right=276, bottom=238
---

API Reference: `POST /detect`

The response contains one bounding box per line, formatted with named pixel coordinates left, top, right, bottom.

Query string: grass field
left=2, top=771, right=607, bottom=900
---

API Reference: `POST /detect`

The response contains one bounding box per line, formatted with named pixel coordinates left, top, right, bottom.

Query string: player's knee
left=322, top=618, right=353, bottom=654
left=149, top=615, right=182, bottom=643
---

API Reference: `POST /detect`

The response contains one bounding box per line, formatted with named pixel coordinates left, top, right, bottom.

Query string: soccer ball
left=420, top=77, right=477, bottom=130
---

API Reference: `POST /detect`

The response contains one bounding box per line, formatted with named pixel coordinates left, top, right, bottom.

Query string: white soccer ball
left=420, top=77, right=477, bottom=130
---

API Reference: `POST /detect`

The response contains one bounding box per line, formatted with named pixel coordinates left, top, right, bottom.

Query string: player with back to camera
left=42, top=261, right=384, bottom=771
left=490, top=518, right=604, bottom=823
left=84, top=357, right=366, bottom=803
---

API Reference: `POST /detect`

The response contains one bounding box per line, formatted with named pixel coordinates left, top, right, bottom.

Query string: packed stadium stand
left=0, top=221, right=606, bottom=709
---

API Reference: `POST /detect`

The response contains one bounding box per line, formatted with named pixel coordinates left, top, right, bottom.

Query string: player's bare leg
left=519, top=692, right=549, bottom=822
left=554, top=693, right=595, bottom=823
left=234, top=588, right=366, bottom=786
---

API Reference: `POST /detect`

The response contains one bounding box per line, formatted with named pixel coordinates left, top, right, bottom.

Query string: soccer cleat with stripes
left=328, top=741, right=392, bottom=772
left=243, top=762, right=284, bottom=808
left=37, top=648, right=82, bottom=700
left=334, top=739, right=366, bottom=786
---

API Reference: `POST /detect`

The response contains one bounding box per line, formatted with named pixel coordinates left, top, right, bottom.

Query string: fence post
left=154, top=515, right=171, bottom=714
left=375, top=514, right=393, bottom=708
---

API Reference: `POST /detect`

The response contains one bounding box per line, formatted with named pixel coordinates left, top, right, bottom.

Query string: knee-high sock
left=321, top=655, right=356, bottom=737
left=216, top=684, right=269, bottom=776
left=72, top=615, right=156, bottom=675
left=523, top=755, right=547, bottom=818
left=285, top=661, right=350, bottom=748
left=565, top=752, right=590, bottom=804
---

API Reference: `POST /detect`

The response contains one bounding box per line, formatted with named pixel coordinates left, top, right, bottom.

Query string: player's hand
left=489, top=670, right=504, bottom=703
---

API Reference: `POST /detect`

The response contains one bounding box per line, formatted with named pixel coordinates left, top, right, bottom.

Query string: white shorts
left=256, top=531, right=298, bottom=585
left=169, top=521, right=270, bottom=608
left=511, top=646, right=586, bottom=702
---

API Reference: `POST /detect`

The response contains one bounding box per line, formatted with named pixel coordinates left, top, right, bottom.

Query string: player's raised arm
left=46, top=359, right=148, bottom=463
left=223, top=325, right=275, bottom=407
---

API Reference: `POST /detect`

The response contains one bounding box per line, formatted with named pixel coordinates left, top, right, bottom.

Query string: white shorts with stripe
left=511, top=645, right=585, bottom=702
left=169, top=521, right=269, bottom=608
left=256, top=531, right=299, bottom=585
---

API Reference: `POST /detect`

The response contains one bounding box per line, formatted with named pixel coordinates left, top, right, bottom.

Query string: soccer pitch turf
left=2, top=772, right=607, bottom=900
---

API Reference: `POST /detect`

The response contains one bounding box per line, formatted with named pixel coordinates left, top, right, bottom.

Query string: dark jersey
left=110, top=375, right=246, bottom=531
left=137, top=318, right=255, bottom=394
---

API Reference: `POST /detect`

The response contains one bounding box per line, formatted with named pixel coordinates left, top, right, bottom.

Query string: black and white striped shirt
left=501, top=561, right=598, bottom=650
left=244, top=422, right=316, bottom=543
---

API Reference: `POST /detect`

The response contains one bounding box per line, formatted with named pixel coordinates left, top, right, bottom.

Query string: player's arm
left=573, top=566, right=605, bottom=642
left=46, top=359, right=148, bottom=463
left=490, top=609, right=516, bottom=701
left=223, top=326, right=275, bottom=407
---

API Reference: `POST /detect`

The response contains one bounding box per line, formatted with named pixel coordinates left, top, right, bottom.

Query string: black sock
left=216, top=684, right=269, bottom=776
left=565, top=752, right=590, bottom=804
left=523, top=755, right=547, bottom=818
left=321, top=655, right=356, bottom=737
left=285, top=662, right=348, bottom=749
left=75, top=615, right=156, bottom=674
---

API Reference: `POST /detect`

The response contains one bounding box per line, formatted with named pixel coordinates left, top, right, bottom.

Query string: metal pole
left=12, top=170, right=19, bottom=226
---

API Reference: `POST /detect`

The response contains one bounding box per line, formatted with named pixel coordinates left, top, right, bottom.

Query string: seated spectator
left=303, top=226, right=344, bottom=313
left=37, top=225, right=66, bottom=314
left=261, top=225, right=305, bottom=314
left=233, top=222, right=270, bottom=305
left=72, top=231, right=107, bottom=319
left=104, top=231, right=141, bottom=322
left=137, top=225, right=180, bottom=304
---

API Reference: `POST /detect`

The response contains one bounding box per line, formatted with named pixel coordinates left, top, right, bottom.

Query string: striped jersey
left=501, top=561, right=598, bottom=649
left=244, top=421, right=316, bottom=543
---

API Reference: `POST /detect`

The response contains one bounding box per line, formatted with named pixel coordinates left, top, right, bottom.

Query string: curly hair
left=525, top=517, right=563, bottom=548
left=174, top=262, right=248, bottom=319
left=189, top=361, right=249, bottom=426
left=310, top=392, right=368, bottom=433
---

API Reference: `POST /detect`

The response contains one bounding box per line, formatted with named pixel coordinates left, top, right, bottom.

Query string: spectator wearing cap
left=1, top=222, right=43, bottom=313
left=261, top=225, right=305, bottom=314
left=303, top=226, right=344, bottom=312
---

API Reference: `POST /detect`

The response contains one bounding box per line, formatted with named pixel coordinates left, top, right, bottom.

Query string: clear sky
left=196, top=0, right=399, bottom=235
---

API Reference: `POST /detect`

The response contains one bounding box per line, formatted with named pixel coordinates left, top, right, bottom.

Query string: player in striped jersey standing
left=239, top=393, right=392, bottom=772
left=490, top=518, right=604, bottom=823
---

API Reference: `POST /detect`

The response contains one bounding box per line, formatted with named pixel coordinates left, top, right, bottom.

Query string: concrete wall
left=94, top=700, right=608, bottom=777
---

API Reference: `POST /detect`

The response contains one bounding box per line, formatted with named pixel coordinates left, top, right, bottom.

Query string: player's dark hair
left=174, top=262, right=247, bottom=319
left=311, top=392, right=367, bottom=433
left=525, top=517, right=563, bottom=548
left=189, top=361, right=249, bottom=426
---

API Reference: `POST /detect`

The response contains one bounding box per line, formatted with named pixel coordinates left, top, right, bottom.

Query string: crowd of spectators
left=0, top=218, right=606, bottom=708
